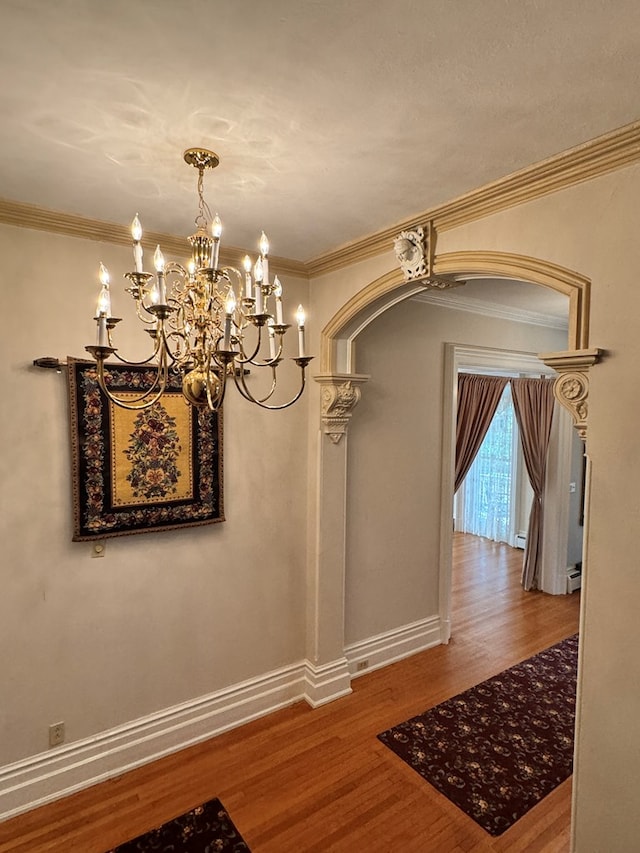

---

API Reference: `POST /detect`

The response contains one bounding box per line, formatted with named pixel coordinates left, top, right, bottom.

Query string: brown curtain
left=455, top=374, right=509, bottom=494
left=511, top=377, right=556, bottom=591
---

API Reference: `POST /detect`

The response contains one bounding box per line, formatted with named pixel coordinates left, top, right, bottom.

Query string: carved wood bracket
left=394, top=220, right=464, bottom=291
left=538, top=348, right=603, bottom=441
left=314, top=374, right=370, bottom=444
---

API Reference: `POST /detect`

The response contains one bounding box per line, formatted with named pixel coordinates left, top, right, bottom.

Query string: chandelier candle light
left=85, top=147, right=312, bottom=411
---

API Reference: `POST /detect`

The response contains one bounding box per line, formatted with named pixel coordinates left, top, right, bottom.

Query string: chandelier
left=85, top=148, right=312, bottom=411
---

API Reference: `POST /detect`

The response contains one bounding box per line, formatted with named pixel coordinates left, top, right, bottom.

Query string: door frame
left=439, top=343, right=574, bottom=642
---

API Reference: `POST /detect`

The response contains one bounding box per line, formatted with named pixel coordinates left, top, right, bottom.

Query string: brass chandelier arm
left=232, top=321, right=265, bottom=366
left=231, top=357, right=313, bottom=410
left=234, top=362, right=278, bottom=404
left=86, top=348, right=172, bottom=411
left=134, top=302, right=158, bottom=325
left=205, top=351, right=228, bottom=410
left=108, top=327, right=164, bottom=366
left=233, top=322, right=286, bottom=369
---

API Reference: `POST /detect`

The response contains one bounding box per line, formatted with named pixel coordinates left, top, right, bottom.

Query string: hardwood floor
left=0, top=534, right=581, bottom=852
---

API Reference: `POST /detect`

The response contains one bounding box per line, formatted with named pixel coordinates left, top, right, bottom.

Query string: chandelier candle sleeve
left=97, top=313, right=109, bottom=347
left=268, top=319, right=276, bottom=359
left=131, top=215, right=144, bottom=273
left=243, top=255, right=253, bottom=299
left=223, top=290, right=236, bottom=350
left=212, top=214, right=222, bottom=270
left=273, top=276, right=284, bottom=324
left=296, top=304, right=306, bottom=357
left=260, top=231, right=269, bottom=286
left=153, top=245, right=167, bottom=305
left=96, top=263, right=111, bottom=317
left=254, top=257, right=264, bottom=313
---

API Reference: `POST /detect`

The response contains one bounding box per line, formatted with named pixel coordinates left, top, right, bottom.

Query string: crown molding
left=0, top=198, right=308, bottom=278
left=2, top=120, right=640, bottom=281
left=307, top=119, right=640, bottom=277
left=411, top=289, right=568, bottom=330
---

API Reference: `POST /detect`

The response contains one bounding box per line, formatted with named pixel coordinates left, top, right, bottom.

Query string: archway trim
left=320, top=251, right=591, bottom=373
left=309, top=249, right=598, bottom=695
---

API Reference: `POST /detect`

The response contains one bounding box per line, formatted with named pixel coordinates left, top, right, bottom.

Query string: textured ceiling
left=1, top=0, right=640, bottom=263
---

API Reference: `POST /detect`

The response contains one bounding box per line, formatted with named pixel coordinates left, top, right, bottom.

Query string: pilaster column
left=538, top=348, right=603, bottom=441
left=304, top=374, right=368, bottom=706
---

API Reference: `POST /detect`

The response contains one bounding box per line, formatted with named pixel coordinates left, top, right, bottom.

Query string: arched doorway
left=321, top=251, right=590, bottom=374
left=307, top=251, right=598, bottom=705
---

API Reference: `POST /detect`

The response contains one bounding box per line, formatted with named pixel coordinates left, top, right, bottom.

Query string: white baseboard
left=303, top=658, right=352, bottom=707
left=0, top=655, right=350, bottom=822
left=344, top=615, right=442, bottom=678
left=0, top=623, right=438, bottom=822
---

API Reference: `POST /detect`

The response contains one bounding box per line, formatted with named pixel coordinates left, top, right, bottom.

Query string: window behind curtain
left=459, top=383, right=516, bottom=543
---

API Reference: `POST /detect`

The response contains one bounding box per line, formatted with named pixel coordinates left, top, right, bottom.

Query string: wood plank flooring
left=0, top=534, right=581, bottom=852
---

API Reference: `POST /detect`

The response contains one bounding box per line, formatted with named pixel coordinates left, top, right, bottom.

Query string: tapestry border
left=66, top=358, right=224, bottom=540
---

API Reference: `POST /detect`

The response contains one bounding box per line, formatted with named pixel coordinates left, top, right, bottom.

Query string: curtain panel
left=455, top=374, right=509, bottom=495
left=455, top=373, right=556, bottom=592
left=510, top=377, right=556, bottom=591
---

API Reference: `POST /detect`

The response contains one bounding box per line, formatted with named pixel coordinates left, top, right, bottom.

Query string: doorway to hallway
left=439, top=343, right=578, bottom=642
left=454, top=381, right=529, bottom=548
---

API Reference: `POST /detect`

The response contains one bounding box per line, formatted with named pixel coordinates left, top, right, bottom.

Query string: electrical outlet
left=49, top=722, right=65, bottom=747
left=356, top=660, right=369, bottom=671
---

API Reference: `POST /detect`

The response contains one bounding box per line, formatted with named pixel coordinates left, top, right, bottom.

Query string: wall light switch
left=569, top=482, right=577, bottom=493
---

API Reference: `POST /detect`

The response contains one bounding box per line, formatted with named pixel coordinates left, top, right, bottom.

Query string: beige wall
left=0, top=225, right=309, bottom=765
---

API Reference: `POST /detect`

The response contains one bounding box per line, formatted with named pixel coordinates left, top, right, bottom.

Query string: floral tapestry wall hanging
left=66, top=359, right=224, bottom=540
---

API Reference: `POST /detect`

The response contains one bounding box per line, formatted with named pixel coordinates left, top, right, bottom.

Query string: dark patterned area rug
left=378, top=634, right=578, bottom=836
left=105, top=798, right=251, bottom=852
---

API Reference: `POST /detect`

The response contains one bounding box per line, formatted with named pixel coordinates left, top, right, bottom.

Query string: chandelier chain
left=195, top=167, right=213, bottom=230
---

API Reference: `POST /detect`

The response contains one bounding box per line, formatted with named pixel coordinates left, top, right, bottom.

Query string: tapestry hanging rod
left=32, top=356, right=250, bottom=377
left=33, top=357, right=67, bottom=370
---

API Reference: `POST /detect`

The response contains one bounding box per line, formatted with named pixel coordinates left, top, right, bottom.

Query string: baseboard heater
left=567, top=565, right=582, bottom=593
left=515, top=534, right=527, bottom=550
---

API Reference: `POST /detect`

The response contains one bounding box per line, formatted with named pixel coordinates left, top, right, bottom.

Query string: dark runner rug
left=105, top=797, right=251, bottom=852
left=378, top=634, right=578, bottom=836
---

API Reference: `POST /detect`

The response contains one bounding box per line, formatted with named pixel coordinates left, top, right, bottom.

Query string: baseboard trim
left=345, top=615, right=442, bottom=678
left=303, top=657, right=353, bottom=707
left=0, top=627, right=436, bottom=821
left=0, top=661, right=308, bottom=822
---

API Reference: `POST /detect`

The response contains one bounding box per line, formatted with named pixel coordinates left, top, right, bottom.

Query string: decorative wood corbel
left=314, top=374, right=369, bottom=444
left=393, top=220, right=465, bottom=291
left=538, top=348, right=603, bottom=441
